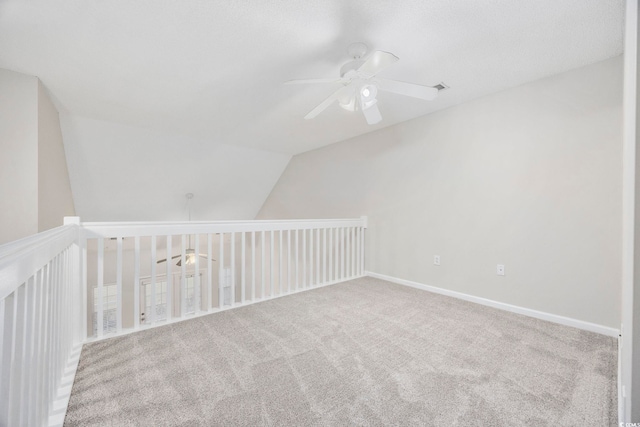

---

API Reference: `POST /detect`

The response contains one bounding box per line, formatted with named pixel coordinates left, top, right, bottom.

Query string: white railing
left=82, top=217, right=368, bottom=339
left=0, top=216, right=367, bottom=425
left=0, top=219, right=83, bottom=427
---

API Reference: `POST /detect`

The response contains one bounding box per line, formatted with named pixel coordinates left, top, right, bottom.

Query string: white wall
left=0, top=69, right=76, bottom=245
left=37, top=81, right=75, bottom=231
left=258, top=57, right=623, bottom=329
left=0, top=69, right=39, bottom=244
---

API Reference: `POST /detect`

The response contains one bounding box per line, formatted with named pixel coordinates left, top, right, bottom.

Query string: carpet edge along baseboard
left=365, top=271, right=619, bottom=338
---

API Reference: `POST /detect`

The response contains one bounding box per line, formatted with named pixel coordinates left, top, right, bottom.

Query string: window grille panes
left=93, top=284, right=117, bottom=335
left=142, top=280, right=168, bottom=324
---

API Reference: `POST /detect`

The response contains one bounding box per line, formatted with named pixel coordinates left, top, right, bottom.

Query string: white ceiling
left=0, top=0, right=624, bottom=156
left=0, top=0, right=624, bottom=222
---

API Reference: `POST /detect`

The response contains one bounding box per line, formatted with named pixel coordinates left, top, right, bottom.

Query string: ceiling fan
left=157, top=193, right=215, bottom=266
left=157, top=242, right=212, bottom=267
left=286, top=42, right=443, bottom=125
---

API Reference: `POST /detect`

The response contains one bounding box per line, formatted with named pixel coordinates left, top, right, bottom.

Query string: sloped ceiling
left=59, top=114, right=290, bottom=221
left=0, top=0, right=624, bottom=221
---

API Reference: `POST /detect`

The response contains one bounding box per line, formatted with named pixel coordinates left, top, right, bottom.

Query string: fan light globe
left=361, top=84, right=377, bottom=102
left=360, top=84, right=378, bottom=110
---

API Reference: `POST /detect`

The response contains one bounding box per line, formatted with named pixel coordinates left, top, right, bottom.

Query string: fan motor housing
left=340, top=59, right=364, bottom=78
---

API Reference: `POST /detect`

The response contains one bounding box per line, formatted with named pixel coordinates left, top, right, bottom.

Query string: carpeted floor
left=65, top=277, right=617, bottom=426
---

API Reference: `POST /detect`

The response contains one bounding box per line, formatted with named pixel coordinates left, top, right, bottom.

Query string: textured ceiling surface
left=0, top=0, right=624, bottom=155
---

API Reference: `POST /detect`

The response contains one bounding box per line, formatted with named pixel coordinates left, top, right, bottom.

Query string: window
left=141, top=273, right=201, bottom=323
left=93, top=272, right=203, bottom=333
left=93, top=284, right=117, bottom=335
left=141, top=280, right=168, bottom=323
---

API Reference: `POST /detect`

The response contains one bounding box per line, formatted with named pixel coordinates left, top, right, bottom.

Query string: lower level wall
left=257, top=57, right=623, bottom=329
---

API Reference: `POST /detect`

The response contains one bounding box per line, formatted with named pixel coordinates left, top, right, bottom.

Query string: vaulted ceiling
left=0, top=0, right=624, bottom=220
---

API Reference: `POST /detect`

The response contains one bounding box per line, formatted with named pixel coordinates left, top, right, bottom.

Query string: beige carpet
left=65, top=277, right=617, bottom=426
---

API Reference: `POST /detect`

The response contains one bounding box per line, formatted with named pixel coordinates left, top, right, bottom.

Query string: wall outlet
left=434, top=255, right=441, bottom=266
left=497, top=264, right=505, bottom=276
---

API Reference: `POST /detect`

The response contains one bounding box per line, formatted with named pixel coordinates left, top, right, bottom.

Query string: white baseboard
left=366, top=271, right=620, bottom=338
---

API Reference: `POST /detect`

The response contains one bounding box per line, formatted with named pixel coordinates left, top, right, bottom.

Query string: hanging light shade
left=156, top=194, right=216, bottom=266
left=360, top=84, right=378, bottom=110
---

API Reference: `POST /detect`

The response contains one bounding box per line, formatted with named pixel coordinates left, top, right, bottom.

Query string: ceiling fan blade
left=362, top=103, right=382, bottom=125
left=305, top=86, right=353, bottom=120
left=158, top=254, right=183, bottom=264
left=198, top=254, right=216, bottom=261
left=376, top=78, right=439, bottom=101
left=176, top=260, right=182, bottom=267
left=357, top=51, right=399, bottom=77
left=285, top=78, right=345, bottom=85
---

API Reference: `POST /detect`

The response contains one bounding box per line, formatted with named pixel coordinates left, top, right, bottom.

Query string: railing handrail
left=0, top=225, right=78, bottom=301
left=81, top=217, right=367, bottom=238
left=82, top=218, right=363, bottom=226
